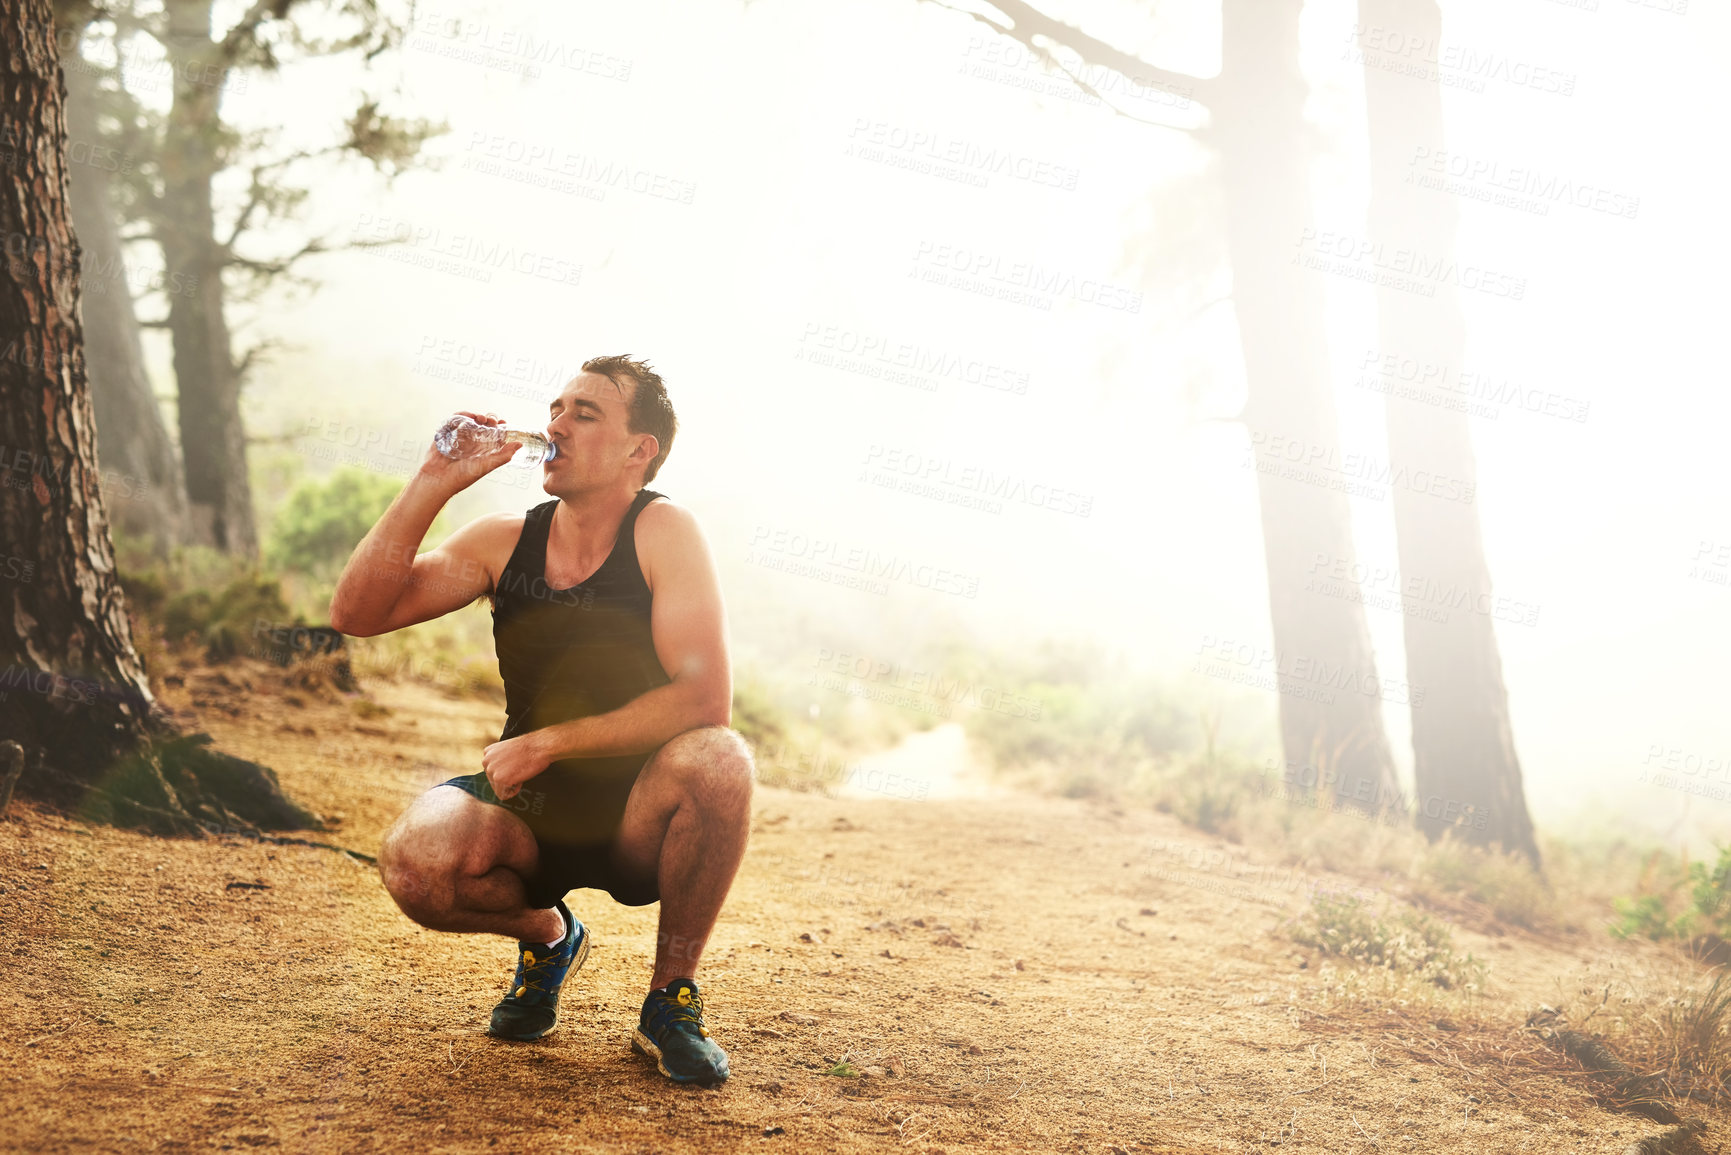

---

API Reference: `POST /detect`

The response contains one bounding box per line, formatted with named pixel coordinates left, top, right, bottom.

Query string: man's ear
left=627, top=433, right=660, bottom=467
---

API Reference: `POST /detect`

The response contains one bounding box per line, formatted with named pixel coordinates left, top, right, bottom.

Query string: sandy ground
left=1, top=664, right=1722, bottom=1154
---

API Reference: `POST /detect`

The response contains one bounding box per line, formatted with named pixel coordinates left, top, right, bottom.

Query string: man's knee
left=378, top=828, right=453, bottom=925
left=377, top=797, right=479, bottom=926
left=663, top=725, right=754, bottom=806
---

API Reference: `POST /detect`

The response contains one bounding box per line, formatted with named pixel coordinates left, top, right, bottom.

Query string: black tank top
left=492, top=489, right=670, bottom=743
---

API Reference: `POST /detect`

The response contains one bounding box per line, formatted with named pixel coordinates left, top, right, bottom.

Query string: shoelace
left=509, top=943, right=567, bottom=1001
left=650, top=986, right=712, bottom=1038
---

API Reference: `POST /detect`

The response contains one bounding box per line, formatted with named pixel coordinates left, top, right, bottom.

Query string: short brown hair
left=581, top=354, right=677, bottom=484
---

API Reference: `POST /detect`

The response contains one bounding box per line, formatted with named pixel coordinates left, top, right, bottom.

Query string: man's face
left=541, top=371, right=653, bottom=495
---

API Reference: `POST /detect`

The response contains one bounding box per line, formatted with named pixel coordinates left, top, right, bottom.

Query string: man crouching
left=329, top=356, right=750, bottom=1085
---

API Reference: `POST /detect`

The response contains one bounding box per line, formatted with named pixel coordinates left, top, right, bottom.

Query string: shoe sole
left=630, top=1029, right=728, bottom=1085
left=487, top=924, right=592, bottom=1042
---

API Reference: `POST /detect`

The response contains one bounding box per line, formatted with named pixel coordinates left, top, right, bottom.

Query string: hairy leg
left=378, top=785, right=563, bottom=943
left=613, top=726, right=754, bottom=990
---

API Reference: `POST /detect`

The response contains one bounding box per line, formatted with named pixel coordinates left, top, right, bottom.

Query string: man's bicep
left=645, top=510, right=731, bottom=704
left=374, top=515, right=511, bottom=632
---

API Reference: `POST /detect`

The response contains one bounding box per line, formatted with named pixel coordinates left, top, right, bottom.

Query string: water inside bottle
left=503, top=429, right=556, bottom=466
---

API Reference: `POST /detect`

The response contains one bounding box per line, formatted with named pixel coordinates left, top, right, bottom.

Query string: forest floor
left=1, top=659, right=1724, bottom=1154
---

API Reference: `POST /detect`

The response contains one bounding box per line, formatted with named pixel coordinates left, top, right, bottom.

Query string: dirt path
left=0, top=667, right=1713, bottom=1153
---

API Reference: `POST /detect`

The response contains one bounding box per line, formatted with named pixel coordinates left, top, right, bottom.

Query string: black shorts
left=437, top=752, right=659, bottom=909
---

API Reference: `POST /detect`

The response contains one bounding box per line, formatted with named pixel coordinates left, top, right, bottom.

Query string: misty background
left=100, top=0, right=1729, bottom=843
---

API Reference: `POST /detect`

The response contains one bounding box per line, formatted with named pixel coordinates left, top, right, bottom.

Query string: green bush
left=266, top=467, right=408, bottom=576
left=1689, top=845, right=1731, bottom=934
left=1611, top=893, right=1685, bottom=941
left=1611, top=845, right=1731, bottom=943
left=120, top=538, right=328, bottom=664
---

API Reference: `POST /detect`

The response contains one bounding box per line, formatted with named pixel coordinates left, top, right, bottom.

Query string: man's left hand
left=481, top=732, right=555, bottom=800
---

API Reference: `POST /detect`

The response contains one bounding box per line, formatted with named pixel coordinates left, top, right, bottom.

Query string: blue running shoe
left=631, top=978, right=730, bottom=1085
left=487, top=900, right=589, bottom=1041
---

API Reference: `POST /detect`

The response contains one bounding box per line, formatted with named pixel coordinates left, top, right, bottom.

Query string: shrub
left=955, top=641, right=1191, bottom=789
left=1687, top=845, right=1731, bottom=935
left=1546, top=971, right=1731, bottom=1111
left=1412, top=836, right=1553, bottom=929
left=161, top=571, right=295, bottom=660
left=120, top=549, right=345, bottom=674
left=1169, top=768, right=1242, bottom=835
left=1609, top=845, right=1731, bottom=943
left=1291, top=892, right=1484, bottom=991
left=265, top=467, right=410, bottom=576
left=1609, top=893, right=1684, bottom=941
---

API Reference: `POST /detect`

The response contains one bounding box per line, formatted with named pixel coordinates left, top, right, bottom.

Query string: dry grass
left=1289, top=891, right=1486, bottom=992
left=1408, top=839, right=1553, bottom=930
left=1606, top=971, right=1731, bottom=1109
left=1297, top=1002, right=1605, bottom=1114
left=1002, top=743, right=1677, bottom=957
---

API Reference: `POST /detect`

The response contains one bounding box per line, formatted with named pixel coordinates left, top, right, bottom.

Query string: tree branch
left=102, top=6, right=167, bottom=52
left=1190, top=293, right=1234, bottom=319
left=225, top=237, right=327, bottom=278
left=222, top=144, right=344, bottom=251
left=232, top=337, right=284, bottom=386
left=220, top=0, right=297, bottom=61
left=932, top=0, right=1216, bottom=120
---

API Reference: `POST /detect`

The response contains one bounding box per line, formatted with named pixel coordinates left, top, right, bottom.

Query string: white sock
left=542, top=909, right=568, bottom=949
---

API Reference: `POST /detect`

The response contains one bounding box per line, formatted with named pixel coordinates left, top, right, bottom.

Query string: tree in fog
left=51, top=0, right=188, bottom=554
left=925, top=0, right=1403, bottom=811
left=1355, top=0, right=1540, bottom=865
left=60, top=0, right=438, bottom=555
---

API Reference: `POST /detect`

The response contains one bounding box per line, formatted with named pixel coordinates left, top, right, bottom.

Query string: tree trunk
left=1215, top=0, right=1403, bottom=812
left=1357, top=0, right=1540, bottom=864
left=0, top=0, right=157, bottom=785
left=158, top=0, right=255, bottom=555
left=61, top=18, right=190, bottom=556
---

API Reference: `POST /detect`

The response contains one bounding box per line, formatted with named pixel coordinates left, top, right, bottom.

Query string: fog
left=142, top=0, right=1729, bottom=842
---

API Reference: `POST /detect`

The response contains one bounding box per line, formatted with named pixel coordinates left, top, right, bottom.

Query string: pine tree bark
left=1357, top=0, right=1540, bottom=864
left=0, top=0, right=157, bottom=785
left=1217, top=0, right=1403, bottom=811
left=157, top=0, right=255, bottom=555
left=61, top=14, right=190, bottom=555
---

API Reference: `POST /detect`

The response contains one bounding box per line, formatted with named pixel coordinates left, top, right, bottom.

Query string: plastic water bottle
left=433, top=415, right=557, bottom=467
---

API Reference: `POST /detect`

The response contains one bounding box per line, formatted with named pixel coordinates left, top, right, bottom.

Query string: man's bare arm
left=328, top=412, right=521, bottom=637
left=480, top=500, right=730, bottom=792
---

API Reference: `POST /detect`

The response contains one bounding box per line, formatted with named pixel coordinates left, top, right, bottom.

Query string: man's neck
left=547, top=485, right=642, bottom=561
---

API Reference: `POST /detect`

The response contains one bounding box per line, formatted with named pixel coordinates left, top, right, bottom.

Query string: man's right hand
left=330, top=411, right=529, bottom=636
left=416, top=411, right=523, bottom=496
